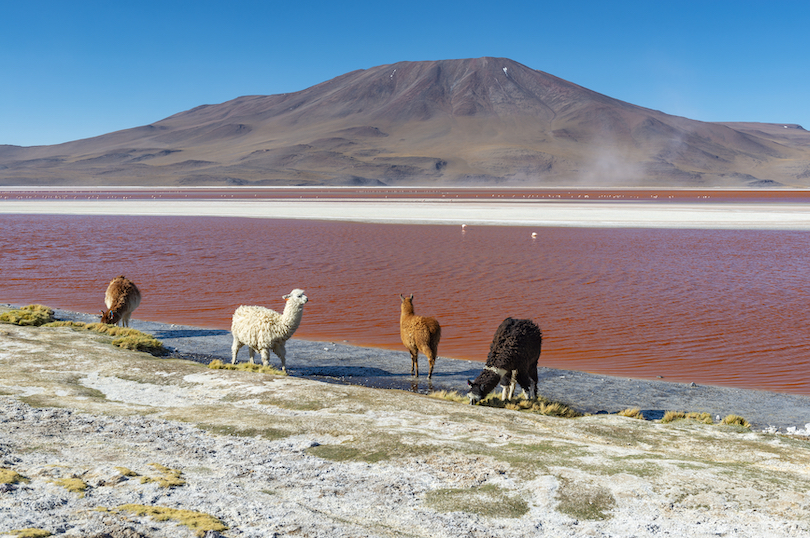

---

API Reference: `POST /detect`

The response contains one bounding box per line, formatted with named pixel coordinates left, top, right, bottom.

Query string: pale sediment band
left=3, top=197, right=810, bottom=230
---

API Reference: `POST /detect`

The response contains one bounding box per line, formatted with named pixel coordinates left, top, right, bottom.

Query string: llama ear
left=467, top=379, right=473, bottom=386
left=409, top=294, right=414, bottom=300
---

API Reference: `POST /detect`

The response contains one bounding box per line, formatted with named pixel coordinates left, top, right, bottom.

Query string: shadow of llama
left=467, top=317, right=542, bottom=404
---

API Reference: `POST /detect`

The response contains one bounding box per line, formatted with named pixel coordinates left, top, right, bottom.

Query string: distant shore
left=3, top=186, right=810, bottom=229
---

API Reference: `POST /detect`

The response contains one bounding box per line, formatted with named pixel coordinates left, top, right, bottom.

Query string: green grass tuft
left=208, top=359, right=286, bottom=375
left=44, top=320, right=165, bottom=356
left=555, top=477, right=616, bottom=520
left=110, top=334, right=165, bottom=354
left=199, top=423, right=289, bottom=441
left=425, top=484, right=529, bottom=518
left=0, top=304, right=55, bottom=326
left=429, top=389, right=581, bottom=418
left=482, top=393, right=582, bottom=418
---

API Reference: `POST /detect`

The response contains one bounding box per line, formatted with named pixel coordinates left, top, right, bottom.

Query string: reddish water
left=3, top=208, right=810, bottom=395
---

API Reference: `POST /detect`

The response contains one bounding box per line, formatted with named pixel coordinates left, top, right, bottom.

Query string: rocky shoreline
left=52, top=307, right=810, bottom=433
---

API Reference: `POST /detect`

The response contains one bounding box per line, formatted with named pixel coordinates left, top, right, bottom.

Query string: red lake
left=2, top=189, right=810, bottom=396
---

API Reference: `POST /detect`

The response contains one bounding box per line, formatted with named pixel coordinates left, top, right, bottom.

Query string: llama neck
left=475, top=369, right=502, bottom=396
left=400, top=303, right=414, bottom=320
left=106, top=298, right=129, bottom=322
left=281, top=302, right=305, bottom=333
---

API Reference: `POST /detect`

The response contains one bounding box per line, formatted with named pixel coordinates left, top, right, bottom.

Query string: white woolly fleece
left=231, top=293, right=307, bottom=350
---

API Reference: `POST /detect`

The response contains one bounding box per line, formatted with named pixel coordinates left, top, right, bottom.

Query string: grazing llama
left=468, top=317, right=542, bottom=404
left=100, top=275, right=141, bottom=327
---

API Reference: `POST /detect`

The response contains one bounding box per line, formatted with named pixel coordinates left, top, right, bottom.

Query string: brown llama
left=101, top=275, right=141, bottom=327
left=399, top=294, right=441, bottom=378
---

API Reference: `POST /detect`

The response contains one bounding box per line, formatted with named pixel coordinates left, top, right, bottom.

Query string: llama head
left=399, top=294, right=415, bottom=313
left=466, top=368, right=502, bottom=404
left=100, top=309, right=119, bottom=325
left=283, top=289, right=308, bottom=305
left=467, top=379, right=485, bottom=404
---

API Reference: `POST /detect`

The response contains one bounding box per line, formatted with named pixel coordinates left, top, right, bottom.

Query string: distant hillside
left=2, top=57, right=810, bottom=187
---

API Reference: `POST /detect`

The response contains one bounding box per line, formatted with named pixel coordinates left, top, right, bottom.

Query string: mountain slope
left=2, top=57, right=810, bottom=187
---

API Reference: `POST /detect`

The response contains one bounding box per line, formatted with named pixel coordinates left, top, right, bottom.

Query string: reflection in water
left=2, top=213, right=810, bottom=395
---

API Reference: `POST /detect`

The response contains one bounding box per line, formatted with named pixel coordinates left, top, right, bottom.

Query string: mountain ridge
left=2, top=57, right=809, bottom=187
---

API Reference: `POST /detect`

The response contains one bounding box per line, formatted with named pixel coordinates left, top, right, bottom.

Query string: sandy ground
left=3, top=196, right=810, bottom=229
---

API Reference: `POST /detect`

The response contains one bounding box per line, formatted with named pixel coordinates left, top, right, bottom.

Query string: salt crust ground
left=1, top=323, right=810, bottom=537
left=3, top=196, right=810, bottom=229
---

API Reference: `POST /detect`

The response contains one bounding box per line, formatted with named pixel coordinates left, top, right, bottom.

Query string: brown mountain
left=2, top=57, right=810, bottom=187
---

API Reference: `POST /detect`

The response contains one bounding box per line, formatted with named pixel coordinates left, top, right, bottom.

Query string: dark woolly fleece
left=468, top=317, right=542, bottom=401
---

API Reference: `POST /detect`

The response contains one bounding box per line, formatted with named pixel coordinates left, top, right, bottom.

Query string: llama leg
left=231, top=339, right=243, bottom=364
left=260, top=348, right=271, bottom=367
left=410, top=349, right=419, bottom=377
left=507, top=370, right=518, bottom=400
left=272, top=342, right=287, bottom=372
left=515, top=370, right=533, bottom=399
left=248, top=347, right=257, bottom=364
left=427, top=351, right=436, bottom=379
left=528, top=368, right=539, bottom=400
left=499, top=372, right=511, bottom=400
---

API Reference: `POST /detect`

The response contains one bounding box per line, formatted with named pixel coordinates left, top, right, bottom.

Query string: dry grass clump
left=139, top=463, right=185, bottom=488
left=661, top=411, right=714, bottom=425
left=45, top=320, right=165, bottom=356
left=109, top=504, right=227, bottom=536
left=500, top=396, right=582, bottom=418
left=208, top=359, right=286, bottom=376
left=0, top=468, right=29, bottom=484
left=428, top=390, right=581, bottom=418
left=427, top=390, right=469, bottom=403
left=114, top=466, right=138, bottom=477
left=0, top=304, right=55, bottom=326
left=617, top=408, right=645, bottom=420
left=52, top=477, right=88, bottom=497
left=6, top=529, right=52, bottom=538
left=721, top=414, right=751, bottom=429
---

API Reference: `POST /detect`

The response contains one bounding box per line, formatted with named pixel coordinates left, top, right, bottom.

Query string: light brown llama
left=101, top=275, right=141, bottom=327
left=399, top=294, right=441, bottom=378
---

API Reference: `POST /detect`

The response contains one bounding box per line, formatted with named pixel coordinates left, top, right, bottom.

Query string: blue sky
left=2, top=1, right=809, bottom=147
